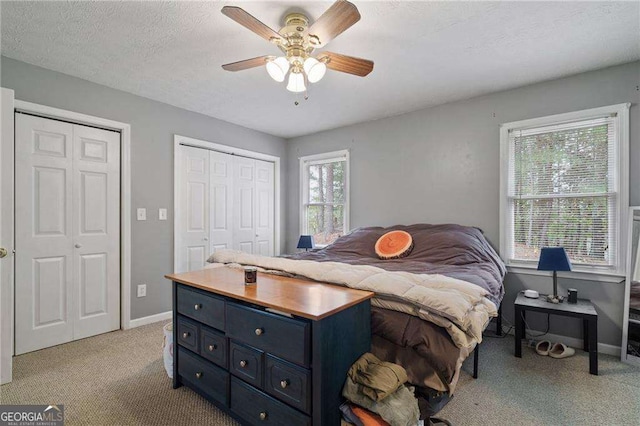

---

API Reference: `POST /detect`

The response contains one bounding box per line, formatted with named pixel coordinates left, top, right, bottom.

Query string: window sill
left=506, top=265, right=625, bottom=283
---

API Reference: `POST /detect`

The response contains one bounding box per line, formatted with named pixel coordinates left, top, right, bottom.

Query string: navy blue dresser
left=166, top=267, right=373, bottom=426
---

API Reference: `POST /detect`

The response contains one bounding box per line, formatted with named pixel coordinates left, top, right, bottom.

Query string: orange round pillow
left=375, top=230, right=414, bottom=260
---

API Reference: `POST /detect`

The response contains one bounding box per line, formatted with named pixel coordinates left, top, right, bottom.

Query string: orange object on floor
left=351, top=405, right=390, bottom=426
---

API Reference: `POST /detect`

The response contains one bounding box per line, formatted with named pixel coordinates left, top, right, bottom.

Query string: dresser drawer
left=229, top=341, right=263, bottom=389
left=177, top=285, right=225, bottom=330
left=176, top=316, right=199, bottom=353
left=226, top=303, right=310, bottom=367
left=230, top=376, right=310, bottom=426
left=200, top=326, right=228, bottom=369
left=178, top=347, right=229, bottom=406
left=264, top=355, right=311, bottom=414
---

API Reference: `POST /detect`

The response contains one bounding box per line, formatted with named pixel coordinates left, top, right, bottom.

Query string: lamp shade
left=303, top=57, right=327, bottom=83
left=537, top=247, right=572, bottom=271
left=266, top=57, right=290, bottom=82
left=286, top=70, right=306, bottom=92
left=297, top=235, right=314, bottom=250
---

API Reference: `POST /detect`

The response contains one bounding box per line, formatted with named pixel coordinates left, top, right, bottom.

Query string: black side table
left=514, top=293, right=598, bottom=375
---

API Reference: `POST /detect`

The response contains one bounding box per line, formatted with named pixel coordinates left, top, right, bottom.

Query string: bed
left=209, top=223, right=506, bottom=418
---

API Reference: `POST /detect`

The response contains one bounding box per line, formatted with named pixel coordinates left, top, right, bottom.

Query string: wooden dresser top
left=165, top=267, right=374, bottom=321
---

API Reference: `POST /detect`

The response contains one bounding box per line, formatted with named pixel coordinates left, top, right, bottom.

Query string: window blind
left=507, top=115, right=618, bottom=267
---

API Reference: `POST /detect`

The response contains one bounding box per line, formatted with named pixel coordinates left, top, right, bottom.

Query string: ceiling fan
left=221, top=0, right=374, bottom=95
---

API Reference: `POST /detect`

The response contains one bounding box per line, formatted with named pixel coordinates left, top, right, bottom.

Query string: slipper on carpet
left=549, top=342, right=575, bottom=359
left=535, top=340, right=551, bottom=356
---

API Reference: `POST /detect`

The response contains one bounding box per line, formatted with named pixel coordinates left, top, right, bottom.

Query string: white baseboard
left=487, top=320, right=621, bottom=357
left=127, top=311, right=172, bottom=329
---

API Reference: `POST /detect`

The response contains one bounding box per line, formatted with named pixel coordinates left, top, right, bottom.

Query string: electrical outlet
left=159, top=208, right=167, bottom=220
left=137, top=208, right=147, bottom=221
left=137, top=284, right=147, bottom=298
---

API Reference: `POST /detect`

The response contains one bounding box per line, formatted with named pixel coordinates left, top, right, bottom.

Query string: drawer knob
left=208, top=344, right=217, bottom=352
left=194, top=303, right=202, bottom=311
left=195, top=372, right=203, bottom=379
left=259, top=412, right=268, bottom=421
left=255, top=328, right=264, bottom=336
left=280, top=379, right=289, bottom=389
left=182, top=332, right=190, bottom=339
left=239, top=360, right=247, bottom=368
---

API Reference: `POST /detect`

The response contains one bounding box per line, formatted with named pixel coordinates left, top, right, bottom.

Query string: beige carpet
left=1, top=322, right=639, bottom=426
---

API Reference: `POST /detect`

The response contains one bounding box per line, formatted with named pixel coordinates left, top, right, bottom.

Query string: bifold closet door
left=254, top=159, right=274, bottom=256
left=15, top=114, right=120, bottom=354
left=177, top=146, right=275, bottom=270
left=178, top=146, right=210, bottom=272
left=72, top=124, right=120, bottom=340
left=209, top=151, right=233, bottom=254
left=233, top=156, right=257, bottom=253
left=231, top=156, right=274, bottom=256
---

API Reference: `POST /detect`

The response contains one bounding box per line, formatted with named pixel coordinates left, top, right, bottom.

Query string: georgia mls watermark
left=0, top=405, right=64, bottom=426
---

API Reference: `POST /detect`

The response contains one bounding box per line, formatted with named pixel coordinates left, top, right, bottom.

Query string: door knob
left=239, top=360, right=247, bottom=368
left=0, top=248, right=7, bottom=258
left=75, top=244, right=82, bottom=249
left=203, top=237, right=209, bottom=241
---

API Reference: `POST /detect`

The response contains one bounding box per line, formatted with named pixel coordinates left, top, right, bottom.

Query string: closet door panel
left=255, top=159, right=275, bottom=256
left=178, top=146, right=210, bottom=272
left=210, top=151, right=233, bottom=254
left=72, top=124, right=120, bottom=340
left=15, top=114, right=74, bottom=354
left=233, top=157, right=255, bottom=254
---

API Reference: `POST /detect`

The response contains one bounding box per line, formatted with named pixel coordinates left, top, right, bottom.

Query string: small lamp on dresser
left=297, top=235, right=315, bottom=251
left=537, top=247, right=572, bottom=304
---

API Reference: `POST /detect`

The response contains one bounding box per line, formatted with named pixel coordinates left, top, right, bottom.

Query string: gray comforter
left=286, top=223, right=505, bottom=305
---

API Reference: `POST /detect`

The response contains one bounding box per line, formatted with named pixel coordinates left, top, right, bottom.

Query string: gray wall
left=286, top=61, right=640, bottom=347
left=1, top=57, right=288, bottom=320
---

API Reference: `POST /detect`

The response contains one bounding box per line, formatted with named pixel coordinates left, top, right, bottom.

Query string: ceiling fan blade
left=317, top=52, right=373, bottom=77
left=221, top=6, right=283, bottom=43
left=308, top=0, right=361, bottom=47
left=222, top=55, right=274, bottom=72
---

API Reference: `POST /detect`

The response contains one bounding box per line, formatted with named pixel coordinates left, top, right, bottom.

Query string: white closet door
left=209, top=151, right=234, bottom=254
left=15, top=114, right=74, bottom=354
left=72, top=124, right=120, bottom=340
left=254, top=159, right=275, bottom=256
left=233, top=156, right=256, bottom=254
left=15, top=115, right=121, bottom=354
left=178, top=146, right=210, bottom=272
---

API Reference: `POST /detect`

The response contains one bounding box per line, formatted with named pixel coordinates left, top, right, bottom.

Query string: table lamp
left=537, top=247, right=572, bottom=303
left=297, top=235, right=314, bottom=251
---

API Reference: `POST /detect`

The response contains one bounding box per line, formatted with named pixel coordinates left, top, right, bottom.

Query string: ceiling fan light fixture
left=286, top=70, right=306, bottom=93
left=303, top=57, right=327, bottom=83
left=266, top=56, right=290, bottom=82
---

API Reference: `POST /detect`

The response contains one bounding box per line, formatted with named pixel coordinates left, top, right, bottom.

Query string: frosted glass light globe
left=303, top=57, right=327, bottom=83
left=266, top=57, right=290, bottom=82
left=286, top=71, right=306, bottom=93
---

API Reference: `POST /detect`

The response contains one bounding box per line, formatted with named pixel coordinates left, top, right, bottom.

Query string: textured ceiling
left=1, top=1, right=639, bottom=138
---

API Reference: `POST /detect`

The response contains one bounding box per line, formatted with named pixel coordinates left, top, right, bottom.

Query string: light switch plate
left=159, top=208, right=168, bottom=220
left=137, top=284, right=147, bottom=298
left=137, top=208, right=146, bottom=221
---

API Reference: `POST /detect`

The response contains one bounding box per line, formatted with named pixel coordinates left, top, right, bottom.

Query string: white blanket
left=210, top=250, right=497, bottom=348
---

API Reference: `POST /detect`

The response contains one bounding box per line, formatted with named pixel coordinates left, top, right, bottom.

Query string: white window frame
left=499, top=103, right=630, bottom=281
left=299, top=150, right=350, bottom=247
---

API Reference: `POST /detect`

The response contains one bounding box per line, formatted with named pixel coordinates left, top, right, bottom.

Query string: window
left=500, top=104, right=629, bottom=276
left=300, top=150, right=349, bottom=246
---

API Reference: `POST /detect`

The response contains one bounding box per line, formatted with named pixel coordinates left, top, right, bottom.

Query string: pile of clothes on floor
left=341, top=353, right=421, bottom=426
